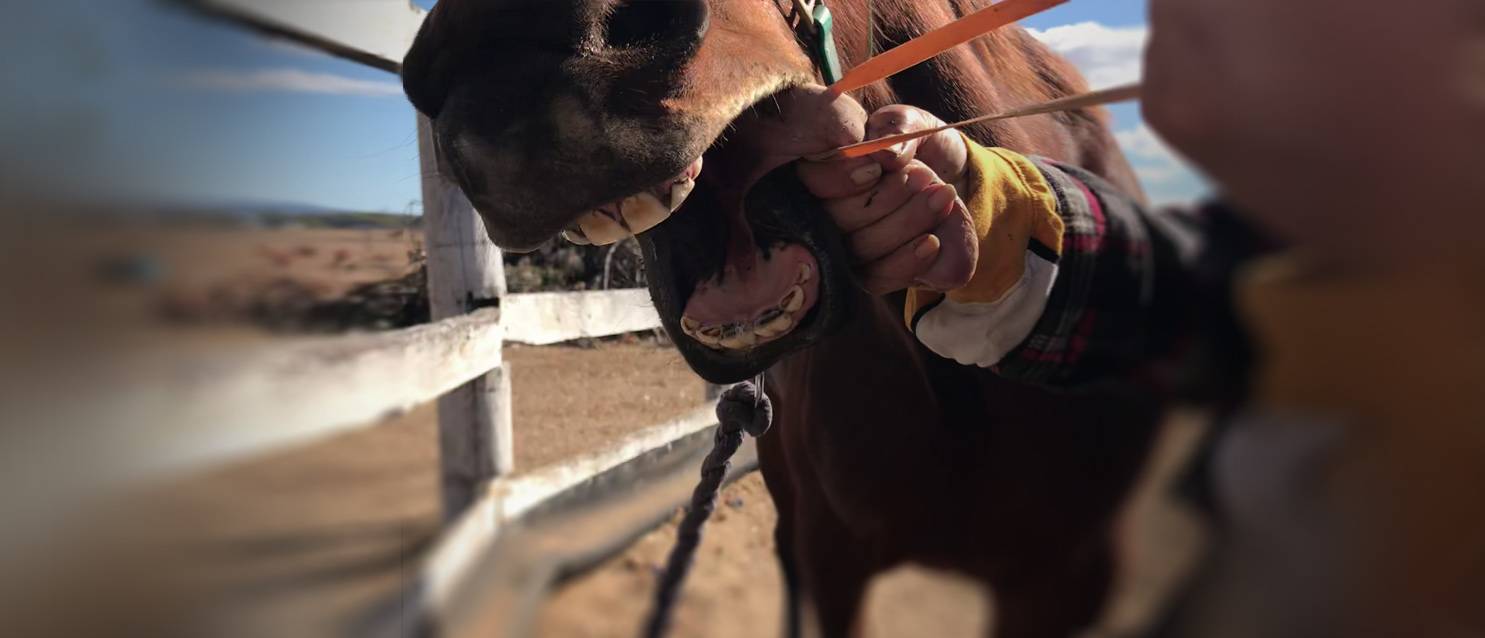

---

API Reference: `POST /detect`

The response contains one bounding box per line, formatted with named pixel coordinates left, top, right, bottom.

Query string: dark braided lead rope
left=642, top=381, right=773, bottom=638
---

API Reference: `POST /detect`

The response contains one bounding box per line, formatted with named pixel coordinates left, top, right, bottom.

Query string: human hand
left=797, top=105, right=978, bottom=295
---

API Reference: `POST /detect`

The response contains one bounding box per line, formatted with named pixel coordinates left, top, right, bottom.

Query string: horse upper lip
left=561, top=82, right=861, bottom=249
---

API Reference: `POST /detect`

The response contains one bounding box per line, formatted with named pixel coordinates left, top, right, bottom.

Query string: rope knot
left=717, top=382, right=773, bottom=438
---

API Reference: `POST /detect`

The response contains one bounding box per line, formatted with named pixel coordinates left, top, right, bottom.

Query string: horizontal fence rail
left=502, top=289, right=664, bottom=346
left=179, top=0, right=424, bottom=71
left=7, top=308, right=503, bottom=485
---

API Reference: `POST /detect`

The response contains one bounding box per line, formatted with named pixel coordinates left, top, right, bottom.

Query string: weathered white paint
left=418, top=403, right=721, bottom=620
left=502, top=289, right=665, bottom=345
left=184, top=0, right=427, bottom=71
left=3, top=309, right=503, bottom=487
left=419, top=116, right=514, bottom=519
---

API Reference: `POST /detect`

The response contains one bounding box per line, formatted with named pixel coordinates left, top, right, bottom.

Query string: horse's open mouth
left=561, top=84, right=866, bottom=383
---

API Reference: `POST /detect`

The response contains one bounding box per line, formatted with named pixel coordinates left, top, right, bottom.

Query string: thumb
left=865, top=105, right=967, bottom=187
left=864, top=105, right=935, bottom=173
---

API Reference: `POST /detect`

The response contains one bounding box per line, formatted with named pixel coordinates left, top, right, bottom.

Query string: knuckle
left=825, top=198, right=855, bottom=220
left=901, top=162, right=939, bottom=187
left=869, top=104, right=917, bottom=133
left=914, top=201, right=944, bottom=228
left=877, top=170, right=915, bottom=197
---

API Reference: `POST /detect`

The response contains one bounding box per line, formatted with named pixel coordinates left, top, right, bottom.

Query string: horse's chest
left=768, top=337, right=1004, bottom=535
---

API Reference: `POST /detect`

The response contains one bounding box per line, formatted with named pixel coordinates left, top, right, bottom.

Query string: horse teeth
left=562, top=229, right=592, bottom=246
left=781, top=286, right=805, bottom=313
left=620, top=192, right=671, bottom=235
left=683, top=156, right=704, bottom=181
left=578, top=209, right=628, bottom=245
left=669, top=178, right=695, bottom=212
left=797, top=263, right=813, bottom=283
left=755, top=313, right=794, bottom=339
left=691, top=325, right=724, bottom=348
left=719, top=329, right=757, bottom=350
left=680, top=316, right=701, bottom=333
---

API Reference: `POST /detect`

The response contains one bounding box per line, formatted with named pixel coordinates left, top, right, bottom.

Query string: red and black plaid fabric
left=992, top=159, right=1179, bottom=387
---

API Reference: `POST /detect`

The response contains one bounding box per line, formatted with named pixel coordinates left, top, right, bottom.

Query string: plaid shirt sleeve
left=899, top=141, right=1258, bottom=390
left=990, top=158, right=1165, bottom=387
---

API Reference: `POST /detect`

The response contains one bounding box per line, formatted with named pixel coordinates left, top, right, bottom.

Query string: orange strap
left=827, top=0, right=1068, bottom=96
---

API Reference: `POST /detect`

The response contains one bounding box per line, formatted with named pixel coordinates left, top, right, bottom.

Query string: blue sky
left=1, top=0, right=1202, bottom=213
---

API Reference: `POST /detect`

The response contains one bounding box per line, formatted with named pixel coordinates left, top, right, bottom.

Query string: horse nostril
left=604, top=0, right=709, bottom=51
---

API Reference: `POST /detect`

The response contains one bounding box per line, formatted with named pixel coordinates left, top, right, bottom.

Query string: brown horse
left=403, top=1, right=1156, bottom=635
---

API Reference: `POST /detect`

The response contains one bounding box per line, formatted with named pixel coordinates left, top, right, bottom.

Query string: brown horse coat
left=402, top=2, right=1156, bottom=636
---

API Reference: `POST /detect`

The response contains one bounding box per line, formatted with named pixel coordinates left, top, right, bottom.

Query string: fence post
left=418, top=115, right=514, bottom=520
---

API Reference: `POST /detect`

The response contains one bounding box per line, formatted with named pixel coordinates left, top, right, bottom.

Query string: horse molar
left=718, top=326, right=758, bottom=350
left=781, top=286, right=805, bottom=313
left=753, top=310, right=793, bottom=339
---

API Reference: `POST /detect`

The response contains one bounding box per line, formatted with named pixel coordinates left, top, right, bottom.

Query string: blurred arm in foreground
left=1138, top=0, right=1485, bottom=635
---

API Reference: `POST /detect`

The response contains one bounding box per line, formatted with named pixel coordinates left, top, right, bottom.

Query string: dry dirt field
left=82, top=341, right=1200, bottom=638
left=6, top=226, right=1206, bottom=638
left=0, top=224, right=425, bottom=365
left=539, top=420, right=1207, bottom=638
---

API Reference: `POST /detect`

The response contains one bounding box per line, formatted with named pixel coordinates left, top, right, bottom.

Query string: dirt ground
left=17, top=341, right=707, bottom=638
left=0, top=224, right=426, bottom=370
left=5, top=226, right=1207, bottom=637
left=504, top=343, right=706, bottom=469
left=538, top=419, right=1208, bottom=638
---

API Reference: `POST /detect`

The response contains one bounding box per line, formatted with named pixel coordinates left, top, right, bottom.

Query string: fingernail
left=851, top=163, right=883, bottom=185
left=914, top=234, right=941, bottom=259
left=928, top=184, right=956, bottom=212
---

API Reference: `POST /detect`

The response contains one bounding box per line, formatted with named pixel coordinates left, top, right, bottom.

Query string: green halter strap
left=790, top=0, right=844, bottom=84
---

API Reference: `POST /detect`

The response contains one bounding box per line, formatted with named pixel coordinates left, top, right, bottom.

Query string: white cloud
left=1026, top=22, right=1147, bottom=88
left=1115, top=123, right=1177, bottom=166
left=1114, top=123, right=1208, bottom=205
left=176, top=67, right=403, bottom=97
left=1028, top=22, right=1206, bottom=204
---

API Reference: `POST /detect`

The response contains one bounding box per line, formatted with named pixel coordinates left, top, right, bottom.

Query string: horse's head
left=404, top=0, right=873, bottom=383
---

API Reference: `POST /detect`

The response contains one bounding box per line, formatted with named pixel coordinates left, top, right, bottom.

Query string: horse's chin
left=620, top=84, right=866, bottom=384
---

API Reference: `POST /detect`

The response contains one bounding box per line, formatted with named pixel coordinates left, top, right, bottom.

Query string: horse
left=402, top=1, right=1157, bottom=635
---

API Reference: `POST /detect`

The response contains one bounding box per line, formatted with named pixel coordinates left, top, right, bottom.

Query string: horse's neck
left=828, top=0, right=1142, bottom=195
left=768, top=294, right=951, bottom=418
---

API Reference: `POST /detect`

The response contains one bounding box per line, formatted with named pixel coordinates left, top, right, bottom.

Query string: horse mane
left=825, top=0, right=1143, bottom=198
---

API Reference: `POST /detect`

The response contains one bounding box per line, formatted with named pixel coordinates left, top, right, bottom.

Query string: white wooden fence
left=80, top=1, right=734, bottom=634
